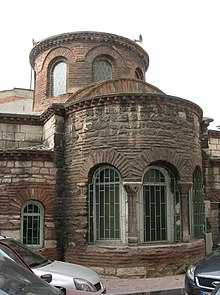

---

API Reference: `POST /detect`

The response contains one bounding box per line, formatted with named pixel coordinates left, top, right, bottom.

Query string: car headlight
left=187, top=265, right=196, bottom=281
left=74, top=278, right=97, bottom=292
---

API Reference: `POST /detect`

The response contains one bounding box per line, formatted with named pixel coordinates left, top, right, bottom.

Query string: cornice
left=210, top=156, right=220, bottom=163
left=0, top=149, right=54, bottom=160
left=29, top=31, right=149, bottom=69
left=0, top=93, right=203, bottom=123
left=63, top=93, right=203, bottom=119
left=208, top=129, right=220, bottom=136
left=0, top=113, right=41, bottom=125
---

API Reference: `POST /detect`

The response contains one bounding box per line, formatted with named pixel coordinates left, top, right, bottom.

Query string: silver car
left=0, top=236, right=106, bottom=293
left=0, top=252, right=67, bottom=295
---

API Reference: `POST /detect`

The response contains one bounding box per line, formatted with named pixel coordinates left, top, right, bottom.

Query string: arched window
left=188, top=169, right=205, bottom=238
left=218, top=204, right=220, bottom=235
left=21, top=201, right=44, bottom=247
left=139, top=166, right=181, bottom=243
left=52, top=61, right=67, bottom=96
left=88, top=165, right=125, bottom=243
left=93, top=60, right=112, bottom=82
left=135, top=67, right=144, bottom=80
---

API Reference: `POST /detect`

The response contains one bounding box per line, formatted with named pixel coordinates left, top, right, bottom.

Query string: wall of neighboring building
left=203, top=129, right=220, bottom=247
left=208, top=131, right=220, bottom=157
left=0, top=88, right=33, bottom=114
left=0, top=120, right=42, bottom=149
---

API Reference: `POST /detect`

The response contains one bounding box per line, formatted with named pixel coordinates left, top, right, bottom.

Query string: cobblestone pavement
left=103, top=274, right=185, bottom=294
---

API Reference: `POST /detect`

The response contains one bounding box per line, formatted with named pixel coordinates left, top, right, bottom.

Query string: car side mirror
left=41, top=273, right=52, bottom=283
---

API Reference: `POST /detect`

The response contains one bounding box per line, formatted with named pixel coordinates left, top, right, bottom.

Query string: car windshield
left=2, top=239, right=48, bottom=268
left=212, top=286, right=220, bottom=295
left=0, top=254, right=62, bottom=295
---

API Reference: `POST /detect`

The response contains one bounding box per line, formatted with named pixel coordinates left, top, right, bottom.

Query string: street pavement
left=103, top=274, right=185, bottom=294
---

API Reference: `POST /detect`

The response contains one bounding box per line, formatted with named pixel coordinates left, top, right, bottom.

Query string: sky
left=0, top=0, right=219, bottom=129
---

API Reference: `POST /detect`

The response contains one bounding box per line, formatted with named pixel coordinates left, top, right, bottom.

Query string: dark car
left=185, top=246, right=220, bottom=295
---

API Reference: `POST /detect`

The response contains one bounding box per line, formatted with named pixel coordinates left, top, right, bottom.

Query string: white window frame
left=89, top=165, right=127, bottom=244
left=139, top=166, right=174, bottom=243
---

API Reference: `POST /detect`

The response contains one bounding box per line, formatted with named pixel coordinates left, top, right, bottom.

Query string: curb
left=115, top=288, right=185, bottom=295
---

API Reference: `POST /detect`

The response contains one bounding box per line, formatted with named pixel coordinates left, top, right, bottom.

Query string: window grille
left=218, top=204, right=220, bottom=235
left=93, top=60, right=112, bottom=82
left=188, top=169, right=205, bottom=238
left=52, top=61, right=66, bottom=96
left=88, top=166, right=122, bottom=243
left=21, top=201, right=44, bottom=247
left=139, top=166, right=182, bottom=243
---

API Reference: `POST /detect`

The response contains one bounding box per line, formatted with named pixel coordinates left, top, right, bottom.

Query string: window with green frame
left=21, top=201, right=44, bottom=247
left=188, top=168, right=205, bottom=238
left=88, top=165, right=124, bottom=243
left=139, top=166, right=182, bottom=243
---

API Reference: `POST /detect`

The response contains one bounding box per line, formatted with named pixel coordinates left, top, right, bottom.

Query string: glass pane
left=53, top=62, right=66, bottom=96
left=143, top=170, right=167, bottom=242
left=144, top=169, right=165, bottom=183
left=93, top=60, right=112, bottom=82
left=33, top=204, right=40, bottom=213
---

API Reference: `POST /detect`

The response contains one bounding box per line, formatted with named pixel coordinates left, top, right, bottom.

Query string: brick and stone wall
left=0, top=30, right=210, bottom=277
left=0, top=112, right=64, bottom=260
left=203, top=129, right=220, bottom=247
left=30, top=32, right=149, bottom=112
left=67, top=240, right=205, bottom=278
left=0, top=118, right=42, bottom=149
left=62, top=91, right=204, bottom=275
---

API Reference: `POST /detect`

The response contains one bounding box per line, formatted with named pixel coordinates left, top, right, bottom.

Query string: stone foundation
left=65, top=239, right=205, bottom=278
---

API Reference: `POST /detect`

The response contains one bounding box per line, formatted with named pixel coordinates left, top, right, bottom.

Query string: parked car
left=185, top=245, right=220, bottom=295
left=0, top=236, right=106, bottom=294
left=0, top=252, right=68, bottom=295
left=0, top=240, right=53, bottom=284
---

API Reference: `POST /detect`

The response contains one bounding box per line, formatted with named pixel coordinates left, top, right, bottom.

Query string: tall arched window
left=52, top=61, right=67, bottom=96
left=93, top=60, right=112, bottom=82
left=139, top=166, right=181, bottom=243
left=88, top=165, right=125, bottom=243
left=21, top=201, right=44, bottom=247
left=188, top=169, right=205, bottom=238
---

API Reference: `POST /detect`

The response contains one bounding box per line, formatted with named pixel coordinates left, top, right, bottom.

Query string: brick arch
left=79, top=148, right=130, bottom=183
left=85, top=45, right=124, bottom=68
left=37, top=46, right=76, bottom=74
left=10, top=187, right=53, bottom=214
left=207, top=191, right=220, bottom=203
left=66, top=78, right=164, bottom=103
left=132, top=148, right=201, bottom=182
